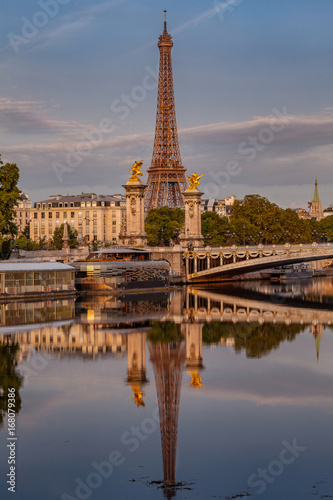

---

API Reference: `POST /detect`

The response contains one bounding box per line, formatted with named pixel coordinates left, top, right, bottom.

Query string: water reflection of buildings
left=1, top=287, right=332, bottom=494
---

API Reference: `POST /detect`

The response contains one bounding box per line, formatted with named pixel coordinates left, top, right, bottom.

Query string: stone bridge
left=183, top=243, right=333, bottom=282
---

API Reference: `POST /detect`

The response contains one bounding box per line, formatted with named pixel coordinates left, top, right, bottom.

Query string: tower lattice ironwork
left=145, top=11, right=188, bottom=210
left=148, top=341, right=186, bottom=498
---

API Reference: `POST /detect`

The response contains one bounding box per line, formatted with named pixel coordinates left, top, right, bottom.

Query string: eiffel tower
left=148, top=338, right=186, bottom=498
left=144, top=11, right=188, bottom=210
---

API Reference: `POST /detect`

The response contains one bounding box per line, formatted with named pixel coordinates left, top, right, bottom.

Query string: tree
left=201, top=211, right=230, bottom=246
left=0, top=343, right=23, bottom=429
left=52, top=223, right=79, bottom=249
left=145, top=207, right=184, bottom=246
left=0, top=155, right=21, bottom=236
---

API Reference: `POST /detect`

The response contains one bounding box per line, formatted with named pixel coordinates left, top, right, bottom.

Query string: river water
left=0, top=277, right=333, bottom=500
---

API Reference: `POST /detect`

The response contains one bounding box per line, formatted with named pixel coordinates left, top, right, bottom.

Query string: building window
left=93, top=219, right=97, bottom=226
left=86, top=219, right=90, bottom=225
left=78, top=211, right=82, bottom=218
left=112, top=227, right=117, bottom=233
left=70, top=202, right=74, bottom=207
left=112, top=220, right=116, bottom=225
left=34, top=213, right=38, bottom=219
left=41, top=221, right=45, bottom=228
left=71, top=211, right=74, bottom=218
left=59, top=203, right=63, bottom=207
left=92, top=202, right=96, bottom=207
left=48, top=220, right=52, bottom=226
left=48, top=203, right=52, bottom=209
left=48, top=212, right=52, bottom=218
left=56, top=220, right=60, bottom=226
left=34, top=221, right=38, bottom=227
left=41, top=212, right=45, bottom=219
left=34, top=228, right=38, bottom=235
left=93, top=211, right=97, bottom=218
left=78, top=219, right=82, bottom=226
left=85, top=211, right=89, bottom=218
left=112, top=211, right=116, bottom=217
left=64, top=202, right=68, bottom=207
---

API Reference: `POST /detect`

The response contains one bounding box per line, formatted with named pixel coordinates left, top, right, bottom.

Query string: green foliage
left=201, top=211, right=230, bottom=246
left=148, top=321, right=183, bottom=344
left=229, top=194, right=328, bottom=243
left=0, top=239, right=12, bottom=259
left=0, top=343, right=23, bottom=428
left=22, top=224, right=30, bottom=239
left=318, top=215, right=333, bottom=242
left=0, top=155, right=21, bottom=236
left=52, top=223, right=79, bottom=250
left=202, top=321, right=305, bottom=358
left=145, top=207, right=184, bottom=246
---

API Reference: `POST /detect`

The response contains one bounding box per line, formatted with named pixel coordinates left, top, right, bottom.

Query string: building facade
left=30, top=193, right=125, bottom=244
left=13, top=193, right=32, bottom=236
left=201, top=194, right=237, bottom=218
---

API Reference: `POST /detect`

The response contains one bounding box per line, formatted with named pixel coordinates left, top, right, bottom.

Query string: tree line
left=145, top=195, right=333, bottom=246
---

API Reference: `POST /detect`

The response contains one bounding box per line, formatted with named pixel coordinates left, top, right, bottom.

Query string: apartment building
left=201, top=194, right=237, bottom=218
left=30, top=193, right=125, bottom=244
left=13, top=193, right=32, bottom=235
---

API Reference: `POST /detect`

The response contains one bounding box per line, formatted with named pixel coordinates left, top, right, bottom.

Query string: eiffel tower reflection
left=148, top=322, right=186, bottom=498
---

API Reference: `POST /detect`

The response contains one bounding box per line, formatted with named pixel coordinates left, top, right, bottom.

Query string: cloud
left=2, top=97, right=332, bottom=203
left=173, top=0, right=242, bottom=34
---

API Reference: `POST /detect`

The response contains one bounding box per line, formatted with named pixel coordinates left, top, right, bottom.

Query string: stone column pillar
left=179, top=187, right=204, bottom=249
left=119, top=178, right=147, bottom=247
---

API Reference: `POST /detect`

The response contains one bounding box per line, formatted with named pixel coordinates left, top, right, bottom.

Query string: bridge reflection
left=0, top=287, right=331, bottom=495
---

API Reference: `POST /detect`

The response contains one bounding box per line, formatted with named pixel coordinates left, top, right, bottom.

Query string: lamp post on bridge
left=258, top=231, right=264, bottom=245
left=243, top=223, right=246, bottom=246
left=225, top=230, right=231, bottom=246
left=284, top=230, right=290, bottom=244
left=312, top=229, right=318, bottom=244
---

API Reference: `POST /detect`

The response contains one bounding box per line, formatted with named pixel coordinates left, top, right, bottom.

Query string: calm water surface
left=1, top=277, right=333, bottom=500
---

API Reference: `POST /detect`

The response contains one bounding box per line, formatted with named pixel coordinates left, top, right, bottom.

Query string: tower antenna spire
left=164, top=10, right=167, bottom=32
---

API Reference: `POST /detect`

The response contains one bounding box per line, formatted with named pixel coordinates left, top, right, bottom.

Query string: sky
left=0, top=0, right=332, bottom=208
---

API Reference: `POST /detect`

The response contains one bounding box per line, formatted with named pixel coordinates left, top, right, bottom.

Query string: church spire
left=313, top=179, right=319, bottom=202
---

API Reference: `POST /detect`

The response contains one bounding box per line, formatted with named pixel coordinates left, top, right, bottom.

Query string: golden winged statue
left=187, top=172, right=204, bottom=190
left=127, top=160, right=144, bottom=182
